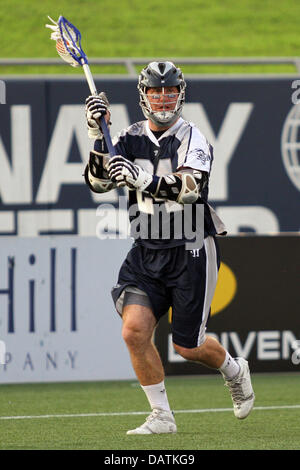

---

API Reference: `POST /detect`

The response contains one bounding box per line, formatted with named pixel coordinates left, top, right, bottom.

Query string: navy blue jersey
left=94, top=117, right=226, bottom=248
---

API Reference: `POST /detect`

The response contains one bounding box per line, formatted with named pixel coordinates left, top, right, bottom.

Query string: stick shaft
left=82, top=63, right=116, bottom=157
left=82, top=63, right=97, bottom=94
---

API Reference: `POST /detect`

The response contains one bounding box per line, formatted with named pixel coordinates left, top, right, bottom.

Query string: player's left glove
left=107, top=155, right=153, bottom=190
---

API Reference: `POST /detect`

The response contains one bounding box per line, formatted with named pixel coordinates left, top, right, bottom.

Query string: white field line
left=0, top=404, right=300, bottom=421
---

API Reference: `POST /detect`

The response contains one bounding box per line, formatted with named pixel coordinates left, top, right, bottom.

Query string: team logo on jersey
left=281, top=104, right=300, bottom=192
left=188, top=148, right=211, bottom=165
left=190, top=248, right=201, bottom=257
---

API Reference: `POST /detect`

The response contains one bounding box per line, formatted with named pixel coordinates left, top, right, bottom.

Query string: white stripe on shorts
left=197, top=236, right=219, bottom=346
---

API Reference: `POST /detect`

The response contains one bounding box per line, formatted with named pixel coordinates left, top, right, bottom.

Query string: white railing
left=0, top=57, right=299, bottom=76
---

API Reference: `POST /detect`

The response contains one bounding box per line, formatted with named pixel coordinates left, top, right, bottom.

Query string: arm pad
left=84, top=150, right=116, bottom=193
left=150, top=169, right=208, bottom=204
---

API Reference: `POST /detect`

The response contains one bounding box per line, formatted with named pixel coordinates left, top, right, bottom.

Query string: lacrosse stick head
left=46, top=15, right=88, bottom=67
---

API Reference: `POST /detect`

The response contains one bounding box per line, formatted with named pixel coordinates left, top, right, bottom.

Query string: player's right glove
left=85, top=92, right=111, bottom=140
left=107, top=155, right=152, bottom=190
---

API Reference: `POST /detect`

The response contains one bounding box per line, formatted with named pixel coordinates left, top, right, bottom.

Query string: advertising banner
left=0, top=76, right=299, bottom=237
left=0, top=237, right=134, bottom=383
left=155, top=235, right=300, bottom=374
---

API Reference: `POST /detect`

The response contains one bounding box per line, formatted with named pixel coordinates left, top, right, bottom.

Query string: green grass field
left=1, top=0, right=300, bottom=74
left=1, top=373, right=299, bottom=450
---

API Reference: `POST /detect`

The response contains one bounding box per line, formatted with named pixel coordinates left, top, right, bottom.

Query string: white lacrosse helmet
left=137, top=61, right=186, bottom=127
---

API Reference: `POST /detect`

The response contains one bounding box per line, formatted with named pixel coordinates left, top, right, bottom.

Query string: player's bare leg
left=173, top=336, right=255, bottom=419
left=122, top=304, right=177, bottom=434
left=173, top=335, right=226, bottom=368
left=122, top=304, right=163, bottom=385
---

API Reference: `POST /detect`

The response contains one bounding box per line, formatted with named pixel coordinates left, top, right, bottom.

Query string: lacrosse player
left=84, top=61, right=255, bottom=434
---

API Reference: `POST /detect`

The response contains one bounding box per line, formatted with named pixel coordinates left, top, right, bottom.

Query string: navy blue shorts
left=111, top=236, right=220, bottom=348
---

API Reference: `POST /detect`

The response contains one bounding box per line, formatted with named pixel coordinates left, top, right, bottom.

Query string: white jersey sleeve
left=177, top=123, right=212, bottom=173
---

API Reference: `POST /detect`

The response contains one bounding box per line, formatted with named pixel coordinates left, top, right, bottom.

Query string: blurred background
left=1, top=0, right=300, bottom=73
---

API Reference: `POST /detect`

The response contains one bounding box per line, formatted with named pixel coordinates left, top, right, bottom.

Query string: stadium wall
left=155, top=235, right=300, bottom=375
left=0, top=77, right=299, bottom=383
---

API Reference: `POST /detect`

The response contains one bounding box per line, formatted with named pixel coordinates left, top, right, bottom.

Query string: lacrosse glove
left=85, top=92, right=111, bottom=140
left=107, top=155, right=153, bottom=190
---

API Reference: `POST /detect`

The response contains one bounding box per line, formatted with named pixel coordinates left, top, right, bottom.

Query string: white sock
left=219, top=352, right=240, bottom=380
left=141, top=380, right=171, bottom=412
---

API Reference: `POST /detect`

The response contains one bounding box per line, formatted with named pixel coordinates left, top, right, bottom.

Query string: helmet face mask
left=138, top=61, right=186, bottom=128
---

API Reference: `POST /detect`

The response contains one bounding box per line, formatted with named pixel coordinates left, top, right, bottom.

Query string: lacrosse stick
left=46, top=15, right=116, bottom=157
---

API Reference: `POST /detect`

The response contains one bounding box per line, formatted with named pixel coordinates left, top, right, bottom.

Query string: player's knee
left=122, top=323, right=149, bottom=350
